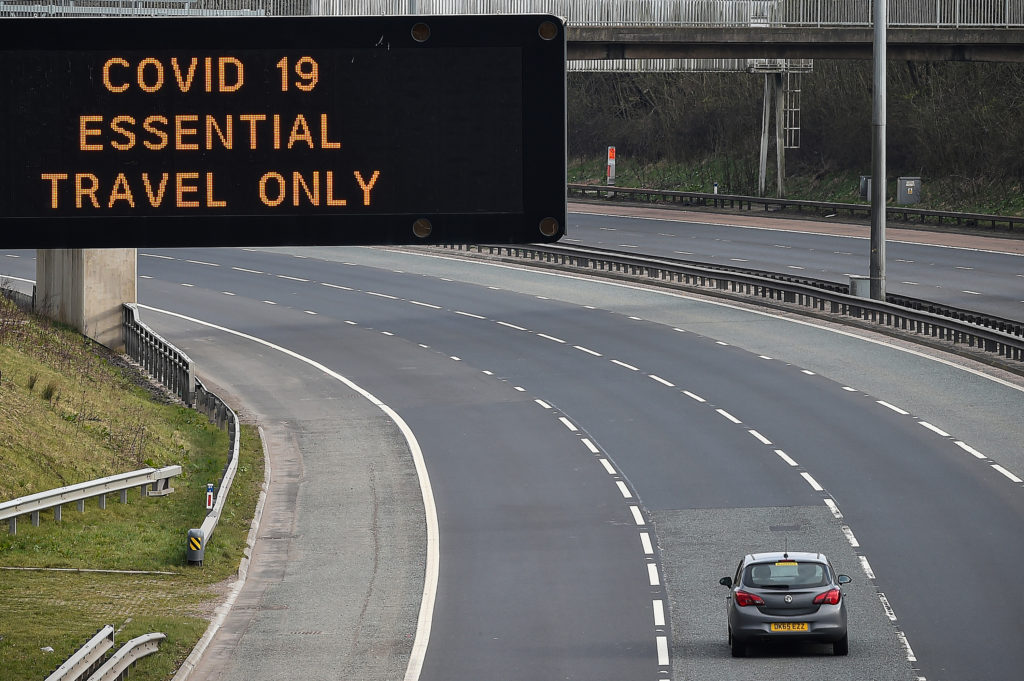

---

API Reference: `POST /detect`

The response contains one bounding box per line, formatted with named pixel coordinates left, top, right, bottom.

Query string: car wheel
left=731, top=636, right=746, bottom=658
left=833, top=634, right=849, bottom=656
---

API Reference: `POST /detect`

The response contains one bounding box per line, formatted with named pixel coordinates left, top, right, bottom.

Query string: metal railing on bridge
left=4, top=0, right=1022, bottom=27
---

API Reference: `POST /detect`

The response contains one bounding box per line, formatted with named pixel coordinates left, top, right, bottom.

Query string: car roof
left=745, top=551, right=827, bottom=564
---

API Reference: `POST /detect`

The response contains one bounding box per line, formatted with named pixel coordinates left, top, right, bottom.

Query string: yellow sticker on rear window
left=775, top=561, right=798, bottom=566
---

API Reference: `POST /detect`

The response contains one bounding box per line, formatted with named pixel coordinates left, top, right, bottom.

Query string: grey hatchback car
left=719, top=551, right=852, bottom=657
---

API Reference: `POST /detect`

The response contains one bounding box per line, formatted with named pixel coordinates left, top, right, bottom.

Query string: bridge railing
left=311, top=0, right=1024, bottom=27
left=7, top=0, right=1022, bottom=28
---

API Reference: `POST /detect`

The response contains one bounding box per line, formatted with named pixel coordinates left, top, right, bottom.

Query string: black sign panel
left=0, top=15, right=566, bottom=247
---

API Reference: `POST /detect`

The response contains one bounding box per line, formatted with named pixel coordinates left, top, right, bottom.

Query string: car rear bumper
left=731, top=608, right=847, bottom=643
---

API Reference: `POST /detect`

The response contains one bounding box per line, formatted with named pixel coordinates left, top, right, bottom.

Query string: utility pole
left=870, top=0, right=887, bottom=300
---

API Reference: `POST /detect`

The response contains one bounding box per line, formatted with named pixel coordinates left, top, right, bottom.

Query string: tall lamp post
left=870, top=0, right=887, bottom=300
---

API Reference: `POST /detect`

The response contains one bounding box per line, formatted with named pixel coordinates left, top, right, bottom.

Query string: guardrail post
left=77, top=499, right=85, bottom=513
left=9, top=517, right=16, bottom=535
left=54, top=504, right=61, bottom=523
left=120, top=489, right=128, bottom=504
left=98, top=494, right=106, bottom=510
left=31, top=510, right=39, bottom=527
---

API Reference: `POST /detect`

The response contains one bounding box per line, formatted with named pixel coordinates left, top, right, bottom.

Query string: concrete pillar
left=35, top=249, right=137, bottom=350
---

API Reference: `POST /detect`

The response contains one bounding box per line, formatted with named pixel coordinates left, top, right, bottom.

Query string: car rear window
left=744, top=561, right=828, bottom=588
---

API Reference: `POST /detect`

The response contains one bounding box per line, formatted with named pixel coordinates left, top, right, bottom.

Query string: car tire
left=731, top=636, right=746, bottom=658
left=833, top=634, right=849, bottom=656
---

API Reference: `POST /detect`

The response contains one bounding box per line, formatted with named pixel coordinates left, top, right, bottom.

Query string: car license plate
left=771, top=622, right=809, bottom=632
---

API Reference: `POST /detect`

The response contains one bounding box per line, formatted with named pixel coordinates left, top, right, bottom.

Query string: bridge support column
left=758, top=73, right=786, bottom=198
left=35, top=249, right=137, bottom=351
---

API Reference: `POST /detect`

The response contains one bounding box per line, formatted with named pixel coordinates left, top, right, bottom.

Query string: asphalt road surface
left=2, top=209, right=1023, bottom=681
left=566, top=204, right=1024, bottom=321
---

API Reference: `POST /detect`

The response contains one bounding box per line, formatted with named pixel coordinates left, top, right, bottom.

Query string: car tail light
left=734, top=590, right=765, bottom=607
left=813, top=588, right=842, bottom=605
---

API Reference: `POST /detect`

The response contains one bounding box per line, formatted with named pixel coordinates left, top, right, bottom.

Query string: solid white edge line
left=136, top=305, right=438, bottom=681
left=172, top=425, right=271, bottom=681
left=801, top=472, right=824, bottom=491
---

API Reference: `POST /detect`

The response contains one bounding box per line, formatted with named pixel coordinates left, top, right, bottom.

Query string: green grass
left=0, top=296, right=265, bottom=680
left=569, top=157, right=1024, bottom=219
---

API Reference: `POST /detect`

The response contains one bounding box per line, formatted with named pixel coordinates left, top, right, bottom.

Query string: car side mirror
left=837, top=574, right=852, bottom=584
left=719, top=576, right=733, bottom=588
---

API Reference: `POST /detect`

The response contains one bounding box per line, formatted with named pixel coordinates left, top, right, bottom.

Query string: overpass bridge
left=5, top=0, right=1024, bottom=63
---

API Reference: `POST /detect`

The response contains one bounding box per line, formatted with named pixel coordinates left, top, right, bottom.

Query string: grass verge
left=0, top=295, right=264, bottom=680
left=569, top=157, right=1024, bottom=220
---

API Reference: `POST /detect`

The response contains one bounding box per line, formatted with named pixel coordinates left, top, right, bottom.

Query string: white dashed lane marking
left=558, top=417, right=578, bottom=432
left=992, top=465, right=1023, bottom=483
left=800, top=472, right=824, bottom=491
left=648, top=563, right=661, bottom=586
left=748, top=429, right=772, bottom=445
left=774, top=449, right=799, bottom=467
left=598, top=459, right=617, bottom=475
left=877, top=400, right=909, bottom=415
left=581, top=438, right=600, bottom=454
left=574, top=345, right=602, bottom=357
left=716, top=409, right=741, bottom=424
left=919, top=421, right=950, bottom=437
left=955, top=441, right=986, bottom=459
left=611, top=359, right=638, bottom=371
left=617, top=481, right=633, bottom=499
left=653, top=600, right=666, bottom=627
left=639, top=532, right=654, bottom=554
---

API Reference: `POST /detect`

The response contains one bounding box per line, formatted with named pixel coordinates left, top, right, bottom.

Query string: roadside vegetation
left=568, top=60, right=1024, bottom=217
left=0, top=293, right=263, bottom=680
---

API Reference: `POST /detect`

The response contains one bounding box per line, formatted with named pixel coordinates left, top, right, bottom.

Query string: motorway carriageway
left=2, top=207, right=1023, bottom=681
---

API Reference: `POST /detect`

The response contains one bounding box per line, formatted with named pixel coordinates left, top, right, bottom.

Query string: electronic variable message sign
left=0, top=15, right=566, bottom=247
